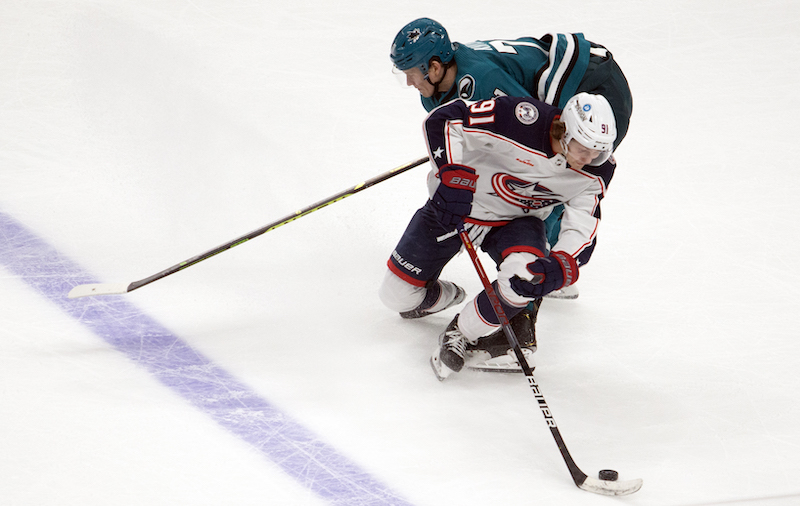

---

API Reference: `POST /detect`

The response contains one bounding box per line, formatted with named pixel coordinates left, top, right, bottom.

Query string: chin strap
left=559, top=138, right=570, bottom=159
left=426, top=60, right=455, bottom=96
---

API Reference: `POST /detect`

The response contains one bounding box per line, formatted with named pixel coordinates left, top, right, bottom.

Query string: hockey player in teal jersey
left=387, top=19, right=632, bottom=369
left=390, top=18, right=631, bottom=146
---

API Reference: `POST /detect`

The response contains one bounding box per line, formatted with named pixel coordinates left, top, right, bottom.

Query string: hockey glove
left=509, top=251, right=579, bottom=298
left=431, top=164, right=478, bottom=229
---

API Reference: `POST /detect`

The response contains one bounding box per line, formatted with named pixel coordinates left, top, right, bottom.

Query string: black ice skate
left=400, top=280, right=466, bottom=319
left=430, top=315, right=468, bottom=381
left=465, top=298, right=541, bottom=373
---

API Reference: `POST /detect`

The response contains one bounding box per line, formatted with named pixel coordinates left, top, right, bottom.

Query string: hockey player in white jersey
left=389, top=18, right=632, bottom=356
left=378, top=93, right=617, bottom=379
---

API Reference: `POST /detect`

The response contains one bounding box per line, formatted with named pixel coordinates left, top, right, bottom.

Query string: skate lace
left=443, top=330, right=467, bottom=358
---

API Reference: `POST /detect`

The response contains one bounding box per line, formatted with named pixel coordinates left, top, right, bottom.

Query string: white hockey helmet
left=561, top=93, right=617, bottom=166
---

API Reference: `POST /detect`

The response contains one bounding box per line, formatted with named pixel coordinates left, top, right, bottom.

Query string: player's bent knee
left=378, top=269, right=427, bottom=312
left=496, top=252, right=540, bottom=306
left=497, top=276, right=535, bottom=307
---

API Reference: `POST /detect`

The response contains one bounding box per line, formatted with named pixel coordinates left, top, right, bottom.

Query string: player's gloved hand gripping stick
left=502, top=250, right=579, bottom=299
left=68, top=156, right=429, bottom=299
left=456, top=221, right=642, bottom=496
left=430, top=164, right=477, bottom=229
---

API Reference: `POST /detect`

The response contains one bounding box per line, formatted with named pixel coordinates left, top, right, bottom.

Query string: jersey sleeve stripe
left=542, top=33, right=577, bottom=105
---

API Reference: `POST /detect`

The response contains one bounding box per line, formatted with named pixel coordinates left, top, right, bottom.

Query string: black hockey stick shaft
left=68, top=156, right=429, bottom=298
left=456, top=223, right=589, bottom=489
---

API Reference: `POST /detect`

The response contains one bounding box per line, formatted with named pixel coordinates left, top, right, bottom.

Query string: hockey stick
left=456, top=223, right=642, bottom=496
left=68, top=156, right=430, bottom=299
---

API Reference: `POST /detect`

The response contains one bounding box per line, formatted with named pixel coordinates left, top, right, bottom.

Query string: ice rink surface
left=2, top=1, right=800, bottom=504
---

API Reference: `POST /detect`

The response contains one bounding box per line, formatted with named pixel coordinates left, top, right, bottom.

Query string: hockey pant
left=380, top=200, right=548, bottom=341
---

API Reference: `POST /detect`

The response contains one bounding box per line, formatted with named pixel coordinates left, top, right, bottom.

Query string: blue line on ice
left=0, top=211, right=412, bottom=506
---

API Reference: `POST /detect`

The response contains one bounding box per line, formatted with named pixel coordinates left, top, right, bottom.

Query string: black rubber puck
left=598, top=469, right=619, bottom=481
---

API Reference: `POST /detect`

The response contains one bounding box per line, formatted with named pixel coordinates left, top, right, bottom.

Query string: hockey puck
left=598, top=469, right=619, bottom=481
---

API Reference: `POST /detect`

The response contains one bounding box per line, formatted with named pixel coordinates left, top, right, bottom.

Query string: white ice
left=2, top=1, right=800, bottom=505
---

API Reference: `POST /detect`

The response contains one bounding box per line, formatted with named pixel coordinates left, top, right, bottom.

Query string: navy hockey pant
left=387, top=200, right=548, bottom=287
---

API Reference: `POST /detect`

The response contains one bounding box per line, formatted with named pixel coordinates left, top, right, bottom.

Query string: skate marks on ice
left=0, top=210, right=413, bottom=506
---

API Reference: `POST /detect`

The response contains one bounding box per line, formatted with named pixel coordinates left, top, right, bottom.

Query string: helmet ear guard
left=390, top=18, right=454, bottom=76
left=561, top=93, right=617, bottom=166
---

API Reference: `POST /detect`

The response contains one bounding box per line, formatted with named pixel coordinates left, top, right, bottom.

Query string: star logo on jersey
left=432, top=146, right=444, bottom=159
left=491, top=173, right=562, bottom=210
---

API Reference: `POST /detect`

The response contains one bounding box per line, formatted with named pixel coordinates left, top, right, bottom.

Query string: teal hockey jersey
left=420, top=33, right=593, bottom=112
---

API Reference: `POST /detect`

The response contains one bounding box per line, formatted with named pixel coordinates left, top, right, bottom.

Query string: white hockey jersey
left=423, top=97, right=615, bottom=265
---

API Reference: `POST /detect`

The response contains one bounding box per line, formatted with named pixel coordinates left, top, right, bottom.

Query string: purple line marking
left=0, top=211, right=413, bottom=506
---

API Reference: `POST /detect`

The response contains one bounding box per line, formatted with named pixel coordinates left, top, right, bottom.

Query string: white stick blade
left=579, top=477, right=643, bottom=496
left=68, top=282, right=130, bottom=299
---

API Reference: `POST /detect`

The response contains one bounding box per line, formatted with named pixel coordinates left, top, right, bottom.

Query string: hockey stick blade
left=456, top=223, right=643, bottom=496
left=68, top=282, right=131, bottom=298
left=579, top=476, right=643, bottom=496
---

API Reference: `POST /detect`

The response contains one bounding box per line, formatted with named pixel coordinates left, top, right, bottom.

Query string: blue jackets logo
left=492, top=173, right=561, bottom=210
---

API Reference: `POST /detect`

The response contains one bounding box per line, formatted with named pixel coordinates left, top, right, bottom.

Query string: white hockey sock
left=378, top=270, right=426, bottom=312
left=425, top=280, right=461, bottom=314
left=456, top=297, right=499, bottom=344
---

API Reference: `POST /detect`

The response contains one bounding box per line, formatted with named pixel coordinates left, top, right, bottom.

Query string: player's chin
left=566, top=158, right=589, bottom=170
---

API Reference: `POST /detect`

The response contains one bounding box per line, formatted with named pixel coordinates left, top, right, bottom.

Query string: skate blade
left=544, top=284, right=579, bottom=299
left=430, top=354, right=454, bottom=381
left=465, top=350, right=535, bottom=374
left=466, top=363, right=533, bottom=374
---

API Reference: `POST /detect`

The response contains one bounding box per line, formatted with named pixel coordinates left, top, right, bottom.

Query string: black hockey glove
left=431, top=164, right=478, bottom=229
left=509, top=251, right=579, bottom=298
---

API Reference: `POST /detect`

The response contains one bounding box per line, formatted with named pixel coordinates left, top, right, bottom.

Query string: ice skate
left=545, top=282, right=579, bottom=300
left=430, top=315, right=468, bottom=381
left=401, top=280, right=465, bottom=319
left=465, top=346, right=536, bottom=373
left=465, top=299, right=540, bottom=373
